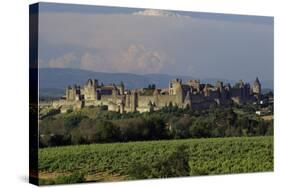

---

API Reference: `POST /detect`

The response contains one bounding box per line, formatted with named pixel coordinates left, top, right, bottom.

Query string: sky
left=37, top=2, right=274, bottom=81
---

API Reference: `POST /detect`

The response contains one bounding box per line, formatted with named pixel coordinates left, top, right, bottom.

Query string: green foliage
left=92, top=120, right=120, bottom=143
left=171, top=116, right=192, bottom=139
left=66, top=108, right=73, bottom=113
left=39, top=107, right=60, bottom=120
left=39, top=106, right=273, bottom=147
left=55, top=172, right=85, bottom=184
left=39, top=172, right=85, bottom=185
left=64, top=113, right=86, bottom=129
left=117, top=114, right=167, bottom=141
left=127, top=145, right=190, bottom=179
left=39, top=136, right=273, bottom=185
left=70, top=118, right=95, bottom=145
left=100, top=105, right=108, bottom=111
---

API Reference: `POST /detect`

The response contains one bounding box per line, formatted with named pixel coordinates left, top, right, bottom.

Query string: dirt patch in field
left=39, top=171, right=71, bottom=180
left=85, top=172, right=128, bottom=182
left=39, top=171, right=127, bottom=183
left=261, top=115, right=273, bottom=121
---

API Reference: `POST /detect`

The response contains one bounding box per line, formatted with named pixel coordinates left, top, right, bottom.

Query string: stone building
left=252, top=77, right=261, bottom=100
left=51, top=77, right=261, bottom=113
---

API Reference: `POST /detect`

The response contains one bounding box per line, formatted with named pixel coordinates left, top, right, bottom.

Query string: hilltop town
left=44, top=77, right=266, bottom=114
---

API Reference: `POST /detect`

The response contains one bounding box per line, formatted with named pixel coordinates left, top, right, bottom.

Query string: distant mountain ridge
left=39, top=68, right=194, bottom=91
left=38, top=68, right=273, bottom=97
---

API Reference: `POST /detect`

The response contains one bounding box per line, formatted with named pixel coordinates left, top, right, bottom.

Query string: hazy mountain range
left=38, top=68, right=273, bottom=97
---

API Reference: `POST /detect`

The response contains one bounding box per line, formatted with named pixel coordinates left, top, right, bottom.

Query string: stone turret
left=216, top=81, right=223, bottom=92
left=184, top=91, right=192, bottom=108
left=120, top=81, right=125, bottom=95
left=238, top=80, right=244, bottom=88
left=252, top=77, right=261, bottom=95
left=169, top=79, right=182, bottom=95
left=119, top=96, right=125, bottom=114
left=203, top=84, right=210, bottom=97
left=56, top=76, right=264, bottom=114
left=65, top=85, right=71, bottom=100
left=86, top=79, right=93, bottom=86
left=66, top=85, right=81, bottom=101
left=112, top=84, right=118, bottom=97
left=153, top=88, right=160, bottom=107
left=84, top=79, right=98, bottom=100
left=131, top=90, right=138, bottom=112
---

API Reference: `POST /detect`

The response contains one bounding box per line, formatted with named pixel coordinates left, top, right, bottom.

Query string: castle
left=52, top=77, right=262, bottom=113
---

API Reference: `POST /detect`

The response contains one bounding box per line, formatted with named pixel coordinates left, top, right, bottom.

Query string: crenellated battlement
left=53, top=77, right=262, bottom=113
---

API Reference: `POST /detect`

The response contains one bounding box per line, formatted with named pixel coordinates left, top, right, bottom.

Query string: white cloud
left=80, top=52, right=107, bottom=71
left=48, top=52, right=78, bottom=68
left=118, top=44, right=170, bottom=73
left=132, top=9, right=182, bottom=17
left=42, top=45, right=174, bottom=74
left=38, top=11, right=273, bottom=80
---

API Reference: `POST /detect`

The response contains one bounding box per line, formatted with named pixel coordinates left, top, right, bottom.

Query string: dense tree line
left=39, top=106, right=273, bottom=148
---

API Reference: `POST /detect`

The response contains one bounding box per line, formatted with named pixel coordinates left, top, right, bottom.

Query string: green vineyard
left=38, top=136, right=273, bottom=185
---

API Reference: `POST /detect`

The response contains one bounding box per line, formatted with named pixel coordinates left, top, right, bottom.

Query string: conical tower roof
left=254, top=77, right=261, bottom=85
left=86, top=79, right=93, bottom=86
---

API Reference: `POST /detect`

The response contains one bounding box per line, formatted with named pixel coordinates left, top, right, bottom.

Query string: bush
left=100, top=105, right=108, bottom=111
left=118, top=115, right=168, bottom=141
left=66, top=108, right=73, bottom=113
left=127, top=145, right=190, bottom=179
left=190, top=117, right=211, bottom=138
left=92, top=120, right=121, bottom=143
left=64, top=114, right=86, bottom=130
left=39, top=105, right=274, bottom=147
left=118, top=118, right=147, bottom=141
left=171, top=117, right=192, bottom=139
left=55, top=172, right=85, bottom=184
left=71, top=118, right=96, bottom=144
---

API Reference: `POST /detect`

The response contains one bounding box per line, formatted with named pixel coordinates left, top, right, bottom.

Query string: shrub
left=55, top=172, right=85, bottom=184
left=66, top=108, right=73, bottom=113
left=127, top=145, right=190, bottom=179
left=92, top=120, right=121, bottom=143
left=100, top=105, right=108, bottom=111
left=171, top=117, right=192, bottom=139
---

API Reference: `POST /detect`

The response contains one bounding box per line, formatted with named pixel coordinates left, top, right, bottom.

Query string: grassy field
left=38, top=136, right=273, bottom=185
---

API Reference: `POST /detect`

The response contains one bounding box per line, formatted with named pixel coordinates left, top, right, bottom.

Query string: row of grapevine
left=38, top=136, right=273, bottom=184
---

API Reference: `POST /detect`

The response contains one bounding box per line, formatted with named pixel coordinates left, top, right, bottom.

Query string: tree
left=189, top=117, right=211, bottom=138
left=144, top=114, right=168, bottom=140
left=171, top=117, right=192, bottom=139
left=64, top=113, right=86, bottom=131
left=73, top=118, right=96, bottom=144
left=92, top=120, right=120, bottom=143
left=127, top=145, right=190, bottom=179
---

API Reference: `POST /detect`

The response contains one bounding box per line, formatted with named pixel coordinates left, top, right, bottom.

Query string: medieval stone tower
left=84, top=79, right=98, bottom=100
left=56, top=76, right=261, bottom=114
left=169, top=79, right=183, bottom=105
left=66, top=85, right=81, bottom=101
left=252, top=77, right=261, bottom=95
left=120, top=81, right=125, bottom=95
